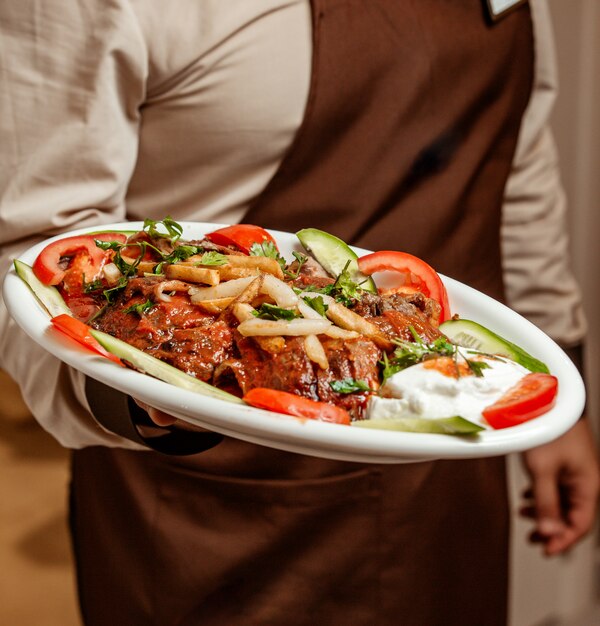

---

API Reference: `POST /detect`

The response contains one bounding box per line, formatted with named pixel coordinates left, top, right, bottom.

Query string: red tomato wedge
left=33, top=232, right=128, bottom=288
left=357, top=250, right=451, bottom=322
left=51, top=314, right=123, bottom=366
left=482, top=373, right=558, bottom=429
left=243, top=388, right=351, bottom=425
left=205, top=224, right=277, bottom=254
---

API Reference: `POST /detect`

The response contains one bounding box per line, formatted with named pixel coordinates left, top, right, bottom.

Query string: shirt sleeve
left=0, top=0, right=148, bottom=448
left=501, top=0, right=587, bottom=351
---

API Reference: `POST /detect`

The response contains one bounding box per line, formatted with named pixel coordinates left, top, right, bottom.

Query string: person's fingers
left=530, top=468, right=568, bottom=538
left=146, top=407, right=178, bottom=427
left=518, top=505, right=537, bottom=519
left=543, top=527, right=579, bottom=556
left=521, top=487, right=534, bottom=500
left=132, top=398, right=178, bottom=426
left=521, top=420, right=600, bottom=556
left=548, top=479, right=600, bottom=555
left=527, top=478, right=597, bottom=556
left=528, top=530, right=546, bottom=544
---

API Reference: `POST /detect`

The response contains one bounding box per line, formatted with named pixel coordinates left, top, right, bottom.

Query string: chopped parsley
left=331, top=261, right=364, bottom=304
left=252, top=303, right=300, bottom=321
left=143, top=216, right=183, bottom=242
left=249, top=241, right=286, bottom=268
left=302, top=295, right=329, bottom=317
left=94, top=217, right=203, bottom=297
left=381, top=326, right=490, bottom=383
left=123, top=298, right=155, bottom=316
left=248, top=243, right=308, bottom=278
left=296, top=261, right=365, bottom=307
left=283, top=251, right=308, bottom=279
left=195, top=251, right=228, bottom=266
left=329, top=378, right=372, bottom=394
left=102, top=276, right=129, bottom=303
left=83, top=278, right=104, bottom=294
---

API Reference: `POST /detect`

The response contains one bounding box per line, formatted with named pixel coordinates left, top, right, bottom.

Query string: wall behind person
left=510, top=1, right=600, bottom=625
left=548, top=0, right=600, bottom=418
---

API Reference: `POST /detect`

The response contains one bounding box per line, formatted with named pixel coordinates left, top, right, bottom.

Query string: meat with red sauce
left=91, top=276, right=234, bottom=381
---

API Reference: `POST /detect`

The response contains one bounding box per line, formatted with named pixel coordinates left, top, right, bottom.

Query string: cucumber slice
left=89, top=329, right=244, bottom=405
left=440, top=318, right=549, bottom=374
left=296, top=228, right=377, bottom=293
left=353, top=415, right=484, bottom=435
left=14, top=260, right=72, bottom=317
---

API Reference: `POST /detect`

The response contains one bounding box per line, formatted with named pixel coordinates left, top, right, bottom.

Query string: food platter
left=2, top=222, right=585, bottom=463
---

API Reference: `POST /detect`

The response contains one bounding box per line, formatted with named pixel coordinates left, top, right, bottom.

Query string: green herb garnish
left=283, top=251, right=308, bottom=279
left=463, top=359, right=490, bottom=377
left=123, top=298, right=155, bottom=316
left=95, top=239, right=147, bottom=277
left=252, top=303, right=300, bottom=321
left=330, top=378, right=372, bottom=394
left=83, top=278, right=104, bottom=294
left=102, top=276, right=129, bottom=303
left=196, top=251, right=228, bottom=266
left=302, top=295, right=329, bottom=317
left=381, top=326, right=489, bottom=383
left=94, top=217, right=201, bottom=298
left=249, top=241, right=285, bottom=267
left=143, top=216, right=183, bottom=242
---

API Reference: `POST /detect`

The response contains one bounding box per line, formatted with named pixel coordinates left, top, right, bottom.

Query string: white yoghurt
left=368, top=354, right=529, bottom=427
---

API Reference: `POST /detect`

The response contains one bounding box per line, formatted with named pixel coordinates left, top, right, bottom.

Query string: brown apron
left=70, top=2, right=533, bottom=625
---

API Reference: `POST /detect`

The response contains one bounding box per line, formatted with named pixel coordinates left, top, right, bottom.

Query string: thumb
left=132, top=398, right=178, bottom=427
left=146, top=407, right=178, bottom=427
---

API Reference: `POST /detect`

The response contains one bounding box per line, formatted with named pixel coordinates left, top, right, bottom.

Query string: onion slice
left=237, top=317, right=331, bottom=337
left=304, top=334, right=329, bottom=369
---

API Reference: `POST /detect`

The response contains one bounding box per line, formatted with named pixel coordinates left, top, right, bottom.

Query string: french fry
left=222, top=255, right=284, bottom=279
left=231, top=302, right=255, bottom=323
left=326, top=301, right=393, bottom=350
left=165, top=264, right=220, bottom=285
left=217, top=266, right=262, bottom=281
left=187, top=254, right=283, bottom=279
left=231, top=275, right=264, bottom=306
left=194, top=297, right=235, bottom=314
left=135, top=261, right=159, bottom=275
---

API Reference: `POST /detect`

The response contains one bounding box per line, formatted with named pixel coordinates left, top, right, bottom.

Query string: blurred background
left=509, top=1, right=600, bottom=624
left=0, top=1, right=598, bottom=624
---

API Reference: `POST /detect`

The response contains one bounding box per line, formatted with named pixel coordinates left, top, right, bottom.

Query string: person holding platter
left=0, top=1, right=599, bottom=625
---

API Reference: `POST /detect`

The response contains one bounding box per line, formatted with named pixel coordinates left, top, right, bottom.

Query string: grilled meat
left=91, top=276, right=235, bottom=381
left=90, top=233, right=444, bottom=417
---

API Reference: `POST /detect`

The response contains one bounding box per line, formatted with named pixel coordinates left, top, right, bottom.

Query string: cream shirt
left=0, top=0, right=585, bottom=448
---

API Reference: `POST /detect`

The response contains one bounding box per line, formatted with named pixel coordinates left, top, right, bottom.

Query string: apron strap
left=85, top=377, right=224, bottom=455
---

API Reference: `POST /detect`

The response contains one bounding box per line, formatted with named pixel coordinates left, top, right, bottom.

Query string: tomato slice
left=243, top=388, right=351, bottom=425
left=482, top=373, right=558, bottom=429
left=357, top=250, right=451, bottom=322
left=50, top=314, right=123, bottom=366
left=32, top=232, right=127, bottom=288
left=205, top=225, right=277, bottom=255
